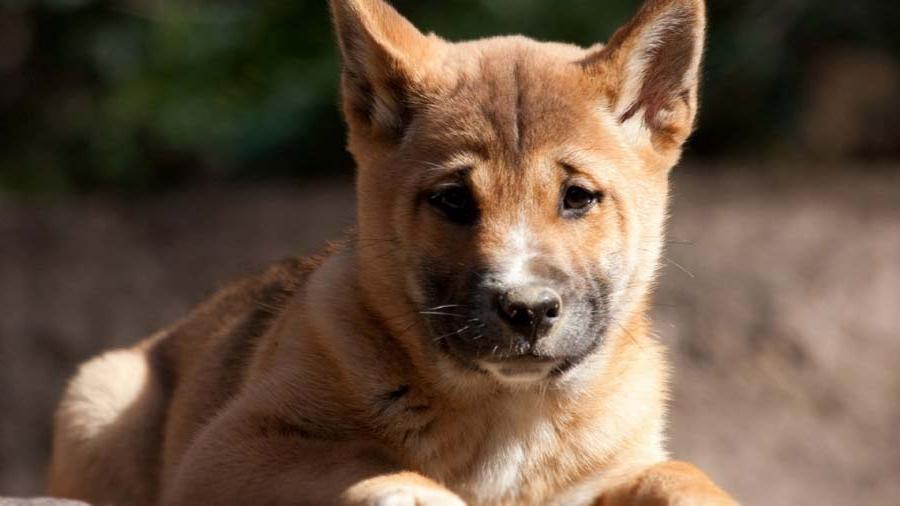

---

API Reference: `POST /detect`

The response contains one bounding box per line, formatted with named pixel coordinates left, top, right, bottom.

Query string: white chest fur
left=457, top=413, right=560, bottom=502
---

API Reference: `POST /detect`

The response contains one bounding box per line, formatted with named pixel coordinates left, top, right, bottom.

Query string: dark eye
left=562, top=185, right=600, bottom=216
left=428, top=185, right=478, bottom=224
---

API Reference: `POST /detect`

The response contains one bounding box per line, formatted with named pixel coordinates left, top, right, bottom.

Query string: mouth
left=478, top=356, right=563, bottom=385
left=429, top=307, right=606, bottom=385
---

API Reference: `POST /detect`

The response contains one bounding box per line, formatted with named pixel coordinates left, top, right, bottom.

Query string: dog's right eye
left=427, top=185, right=478, bottom=225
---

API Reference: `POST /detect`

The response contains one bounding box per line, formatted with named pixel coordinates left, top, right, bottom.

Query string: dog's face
left=331, top=0, right=705, bottom=386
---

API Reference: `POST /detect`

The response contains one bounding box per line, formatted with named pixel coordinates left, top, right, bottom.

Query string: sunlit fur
left=48, top=1, right=737, bottom=505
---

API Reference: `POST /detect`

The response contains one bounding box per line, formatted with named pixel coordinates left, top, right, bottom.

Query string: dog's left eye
left=562, top=185, right=600, bottom=215
left=428, top=185, right=478, bottom=225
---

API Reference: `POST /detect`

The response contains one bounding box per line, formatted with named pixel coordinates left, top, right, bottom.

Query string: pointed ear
left=330, top=0, right=444, bottom=141
left=584, top=0, right=706, bottom=152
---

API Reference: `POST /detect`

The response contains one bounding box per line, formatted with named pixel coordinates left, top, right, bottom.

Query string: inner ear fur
left=583, top=0, right=706, bottom=150
left=329, top=0, right=445, bottom=141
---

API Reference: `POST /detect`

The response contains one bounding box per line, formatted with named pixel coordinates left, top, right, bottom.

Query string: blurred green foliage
left=0, top=0, right=898, bottom=193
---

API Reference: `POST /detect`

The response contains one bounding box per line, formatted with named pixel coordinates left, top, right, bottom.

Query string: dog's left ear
left=584, top=0, right=706, bottom=153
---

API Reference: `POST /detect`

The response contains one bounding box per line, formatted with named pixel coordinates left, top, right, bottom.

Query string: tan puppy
left=47, top=0, right=738, bottom=504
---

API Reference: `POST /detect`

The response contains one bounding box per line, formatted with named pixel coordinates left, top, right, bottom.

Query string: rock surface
left=0, top=499, right=89, bottom=506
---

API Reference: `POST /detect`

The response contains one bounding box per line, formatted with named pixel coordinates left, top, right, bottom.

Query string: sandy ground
left=1, top=167, right=898, bottom=505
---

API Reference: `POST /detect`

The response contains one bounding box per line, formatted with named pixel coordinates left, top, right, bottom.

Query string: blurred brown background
left=1, top=1, right=899, bottom=505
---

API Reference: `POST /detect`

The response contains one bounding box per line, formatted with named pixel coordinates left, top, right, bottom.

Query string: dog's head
left=330, top=0, right=705, bottom=387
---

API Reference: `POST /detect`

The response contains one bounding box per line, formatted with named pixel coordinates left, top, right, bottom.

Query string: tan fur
left=48, top=1, right=737, bottom=504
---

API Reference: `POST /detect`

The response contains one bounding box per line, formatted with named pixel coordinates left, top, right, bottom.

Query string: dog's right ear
left=330, top=0, right=445, bottom=141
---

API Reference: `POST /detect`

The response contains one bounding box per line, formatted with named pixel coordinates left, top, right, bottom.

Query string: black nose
left=497, top=286, right=562, bottom=336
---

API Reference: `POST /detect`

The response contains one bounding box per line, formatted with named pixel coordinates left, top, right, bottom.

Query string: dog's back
left=47, top=257, right=317, bottom=505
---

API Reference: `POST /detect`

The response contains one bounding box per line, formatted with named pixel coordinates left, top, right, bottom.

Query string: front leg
left=595, top=461, right=738, bottom=506
left=163, top=403, right=464, bottom=506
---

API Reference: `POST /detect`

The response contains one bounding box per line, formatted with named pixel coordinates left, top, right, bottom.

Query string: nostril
left=539, top=291, right=561, bottom=319
left=545, top=301, right=560, bottom=319
left=506, top=302, right=535, bottom=327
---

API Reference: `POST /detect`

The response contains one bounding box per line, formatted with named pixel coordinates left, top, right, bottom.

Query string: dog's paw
left=366, top=484, right=466, bottom=506
left=343, top=473, right=466, bottom=506
left=591, top=462, right=739, bottom=506
left=621, top=492, right=738, bottom=506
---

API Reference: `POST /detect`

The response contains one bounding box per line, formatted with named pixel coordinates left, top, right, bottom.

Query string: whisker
left=662, top=255, right=695, bottom=279
left=420, top=311, right=468, bottom=318
left=433, top=325, right=471, bottom=342
left=427, top=304, right=465, bottom=311
left=610, top=318, right=646, bottom=352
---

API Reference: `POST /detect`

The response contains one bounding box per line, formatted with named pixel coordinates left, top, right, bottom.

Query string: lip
left=482, top=355, right=558, bottom=365
left=478, top=357, right=563, bottom=384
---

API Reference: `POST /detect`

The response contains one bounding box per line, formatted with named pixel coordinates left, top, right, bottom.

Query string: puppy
left=48, top=1, right=738, bottom=504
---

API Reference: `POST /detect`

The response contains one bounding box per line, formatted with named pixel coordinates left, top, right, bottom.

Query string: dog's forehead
left=416, top=37, right=618, bottom=162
